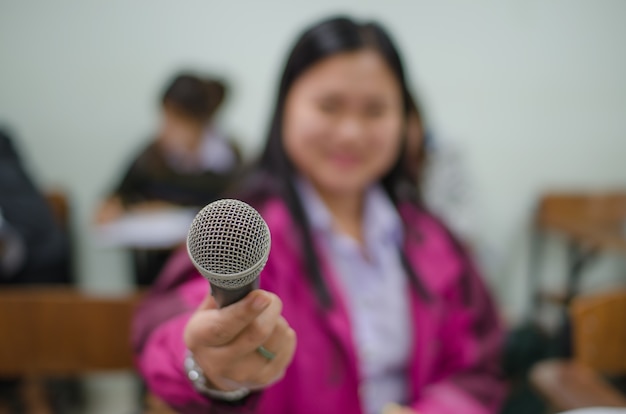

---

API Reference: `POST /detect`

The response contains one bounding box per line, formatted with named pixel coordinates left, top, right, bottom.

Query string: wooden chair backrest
left=537, top=192, right=626, bottom=229
left=0, top=287, right=142, bottom=377
left=571, top=289, right=626, bottom=376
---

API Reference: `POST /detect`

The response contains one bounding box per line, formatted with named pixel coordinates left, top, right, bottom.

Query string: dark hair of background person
left=235, top=16, right=430, bottom=308
left=405, top=94, right=430, bottom=182
left=161, top=74, right=227, bottom=123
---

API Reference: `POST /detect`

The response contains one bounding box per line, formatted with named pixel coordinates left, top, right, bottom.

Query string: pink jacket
left=132, top=199, right=506, bottom=414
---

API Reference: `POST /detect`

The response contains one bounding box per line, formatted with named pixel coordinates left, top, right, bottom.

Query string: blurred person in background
left=402, top=95, right=506, bottom=295
left=404, top=97, right=479, bottom=254
left=0, top=129, right=71, bottom=287
left=0, top=127, right=72, bottom=414
left=132, top=16, right=506, bottom=414
left=94, top=73, right=242, bottom=285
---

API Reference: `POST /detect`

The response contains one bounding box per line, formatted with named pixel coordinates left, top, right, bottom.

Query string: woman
left=95, top=73, right=241, bottom=285
left=133, top=16, right=506, bottom=414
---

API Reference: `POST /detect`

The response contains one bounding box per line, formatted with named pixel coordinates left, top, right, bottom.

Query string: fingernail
left=252, top=293, right=269, bottom=311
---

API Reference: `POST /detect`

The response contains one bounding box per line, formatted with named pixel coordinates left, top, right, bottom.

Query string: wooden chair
left=530, top=191, right=626, bottom=310
left=0, top=287, right=145, bottom=413
left=530, top=289, right=626, bottom=412
left=2, top=192, right=178, bottom=411
left=536, top=192, right=626, bottom=253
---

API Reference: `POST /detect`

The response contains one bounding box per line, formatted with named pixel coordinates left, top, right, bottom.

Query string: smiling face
left=282, top=49, right=405, bottom=198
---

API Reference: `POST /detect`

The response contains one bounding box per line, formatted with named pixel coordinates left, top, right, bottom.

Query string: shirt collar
left=295, top=177, right=403, bottom=248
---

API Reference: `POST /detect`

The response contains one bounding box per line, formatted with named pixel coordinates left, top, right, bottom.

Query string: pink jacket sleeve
left=132, top=250, right=261, bottom=413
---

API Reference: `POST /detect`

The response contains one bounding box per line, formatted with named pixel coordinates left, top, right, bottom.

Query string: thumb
left=197, top=293, right=218, bottom=311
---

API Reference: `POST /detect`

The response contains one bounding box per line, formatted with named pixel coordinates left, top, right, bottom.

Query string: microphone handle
left=210, top=279, right=260, bottom=308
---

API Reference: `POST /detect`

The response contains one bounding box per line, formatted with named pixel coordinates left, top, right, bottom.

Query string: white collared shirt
left=297, top=179, right=413, bottom=414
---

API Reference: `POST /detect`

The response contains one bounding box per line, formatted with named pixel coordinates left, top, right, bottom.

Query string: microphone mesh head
left=187, top=199, right=271, bottom=290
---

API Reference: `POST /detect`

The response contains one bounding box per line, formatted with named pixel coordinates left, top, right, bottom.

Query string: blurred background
left=1, top=1, right=626, bottom=413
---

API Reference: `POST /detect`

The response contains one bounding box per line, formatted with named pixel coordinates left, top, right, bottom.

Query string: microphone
left=186, top=199, right=271, bottom=308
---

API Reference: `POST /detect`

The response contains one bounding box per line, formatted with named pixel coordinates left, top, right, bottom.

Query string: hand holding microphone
left=183, top=199, right=297, bottom=395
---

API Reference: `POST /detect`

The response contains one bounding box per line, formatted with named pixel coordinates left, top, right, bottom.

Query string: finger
left=254, top=323, right=297, bottom=386
left=225, top=324, right=295, bottom=389
left=203, top=318, right=296, bottom=390
left=202, top=290, right=272, bottom=346
left=223, top=293, right=283, bottom=355
left=254, top=316, right=291, bottom=362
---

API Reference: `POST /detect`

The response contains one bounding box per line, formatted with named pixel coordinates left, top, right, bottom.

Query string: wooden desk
left=531, top=360, right=626, bottom=411
left=530, top=290, right=626, bottom=412
left=0, top=287, right=143, bottom=377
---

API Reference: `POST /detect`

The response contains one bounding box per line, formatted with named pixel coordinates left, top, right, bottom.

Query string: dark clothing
left=0, top=129, right=71, bottom=285
left=114, top=140, right=241, bottom=209
left=110, top=138, right=241, bottom=285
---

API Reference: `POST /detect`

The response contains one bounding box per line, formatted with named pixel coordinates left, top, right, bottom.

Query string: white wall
left=1, top=1, right=625, bottom=316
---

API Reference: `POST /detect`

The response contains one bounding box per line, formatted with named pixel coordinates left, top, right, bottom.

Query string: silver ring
left=257, top=345, right=276, bottom=361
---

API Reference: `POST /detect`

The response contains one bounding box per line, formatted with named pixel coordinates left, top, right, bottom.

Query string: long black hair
left=239, top=16, right=429, bottom=308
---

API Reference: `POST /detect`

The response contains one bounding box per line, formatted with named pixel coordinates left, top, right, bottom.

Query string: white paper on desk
left=93, top=209, right=197, bottom=249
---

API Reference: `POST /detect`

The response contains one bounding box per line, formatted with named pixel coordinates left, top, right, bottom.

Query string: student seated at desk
left=95, top=73, right=242, bottom=285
